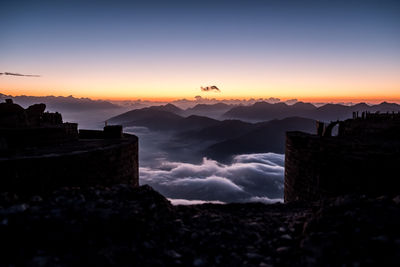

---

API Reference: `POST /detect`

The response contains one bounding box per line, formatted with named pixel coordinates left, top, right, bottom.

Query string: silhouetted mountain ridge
left=223, top=101, right=400, bottom=122
left=147, top=103, right=184, bottom=114
left=108, top=100, right=400, bottom=161
left=108, top=107, right=219, bottom=131
left=178, top=120, right=257, bottom=142
left=0, top=93, right=121, bottom=112
left=109, top=106, right=318, bottom=160
left=183, top=103, right=234, bottom=118
left=205, top=117, right=316, bottom=161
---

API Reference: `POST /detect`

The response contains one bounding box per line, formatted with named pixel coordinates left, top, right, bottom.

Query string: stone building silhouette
left=285, top=111, right=400, bottom=202
left=0, top=99, right=138, bottom=195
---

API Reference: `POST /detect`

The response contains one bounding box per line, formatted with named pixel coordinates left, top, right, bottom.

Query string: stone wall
left=0, top=123, right=78, bottom=152
left=284, top=131, right=400, bottom=202
left=339, top=118, right=400, bottom=138
left=0, top=134, right=139, bottom=195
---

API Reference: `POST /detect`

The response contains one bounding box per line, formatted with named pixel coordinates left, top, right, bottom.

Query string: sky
left=1, top=0, right=399, bottom=102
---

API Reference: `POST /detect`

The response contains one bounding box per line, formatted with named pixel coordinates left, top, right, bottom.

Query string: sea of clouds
left=140, top=153, right=285, bottom=204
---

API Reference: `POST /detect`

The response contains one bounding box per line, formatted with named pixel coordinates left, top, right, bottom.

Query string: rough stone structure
left=0, top=99, right=138, bottom=195
left=0, top=99, right=77, bottom=152
left=285, top=112, right=400, bottom=202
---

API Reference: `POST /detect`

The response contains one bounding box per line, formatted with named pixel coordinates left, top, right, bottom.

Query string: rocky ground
left=1, top=185, right=400, bottom=266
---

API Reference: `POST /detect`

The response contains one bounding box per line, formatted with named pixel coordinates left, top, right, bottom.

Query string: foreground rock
left=1, top=185, right=399, bottom=266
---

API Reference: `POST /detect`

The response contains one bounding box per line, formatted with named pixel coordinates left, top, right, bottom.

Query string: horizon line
left=1, top=91, right=400, bottom=105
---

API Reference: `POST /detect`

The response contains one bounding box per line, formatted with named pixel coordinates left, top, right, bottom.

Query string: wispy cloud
left=0, top=72, right=40, bottom=77
left=201, top=86, right=220, bottom=92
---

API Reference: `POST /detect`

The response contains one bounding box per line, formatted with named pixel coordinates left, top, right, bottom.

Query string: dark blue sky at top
left=2, top=0, right=399, bottom=56
left=1, top=0, right=399, bottom=99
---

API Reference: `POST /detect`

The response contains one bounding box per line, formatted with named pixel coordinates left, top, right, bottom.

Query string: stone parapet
left=0, top=134, right=139, bottom=195
left=284, top=131, right=400, bottom=202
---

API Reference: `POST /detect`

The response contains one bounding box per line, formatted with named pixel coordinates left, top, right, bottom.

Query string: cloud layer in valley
left=140, top=153, right=284, bottom=204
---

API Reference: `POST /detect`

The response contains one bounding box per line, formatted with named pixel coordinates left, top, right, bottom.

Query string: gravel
left=1, top=185, right=399, bottom=266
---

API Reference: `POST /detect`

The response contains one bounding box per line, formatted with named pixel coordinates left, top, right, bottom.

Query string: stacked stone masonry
left=285, top=113, right=400, bottom=202
left=0, top=134, right=139, bottom=195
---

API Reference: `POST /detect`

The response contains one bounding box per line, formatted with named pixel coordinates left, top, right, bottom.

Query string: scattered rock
left=0, top=187, right=399, bottom=266
left=392, top=195, right=400, bottom=204
left=276, top=246, right=290, bottom=253
left=193, top=257, right=206, bottom=266
left=280, top=234, right=292, bottom=240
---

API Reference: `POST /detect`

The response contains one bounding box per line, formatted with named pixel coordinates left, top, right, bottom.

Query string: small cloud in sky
left=0, top=72, right=40, bottom=77
left=201, top=86, right=220, bottom=92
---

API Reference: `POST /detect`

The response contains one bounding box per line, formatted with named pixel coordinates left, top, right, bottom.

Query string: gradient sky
left=1, top=0, right=399, bottom=101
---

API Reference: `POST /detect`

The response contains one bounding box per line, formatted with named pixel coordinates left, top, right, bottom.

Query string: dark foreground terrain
left=1, top=185, right=399, bottom=266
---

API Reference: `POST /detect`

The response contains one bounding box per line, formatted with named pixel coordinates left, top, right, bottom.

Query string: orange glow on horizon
left=1, top=87, right=400, bottom=104
left=1, top=55, right=399, bottom=104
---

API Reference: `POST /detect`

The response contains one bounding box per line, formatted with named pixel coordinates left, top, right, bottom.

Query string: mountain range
left=204, top=117, right=315, bottom=161
left=5, top=94, right=399, bottom=123
left=109, top=104, right=317, bottom=161
left=0, top=93, right=121, bottom=112
left=110, top=100, right=400, bottom=126
left=223, top=101, right=400, bottom=122
left=109, top=100, right=400, bottom=161
left=108, top=105, right=219, bottom=132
